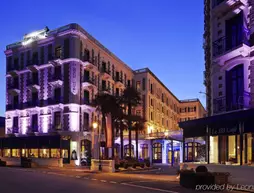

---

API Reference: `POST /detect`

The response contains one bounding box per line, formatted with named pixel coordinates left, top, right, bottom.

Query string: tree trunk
left=102, top=114, right=108, bottom=159
left=128, top=128, right=132, bottom=158
left=135, top=128, right=138, bottom=160
left=128, top=103, right=132, bottom=158
left=120, top=124, right=124, bottom=159
left=111, top=116, right=115, bottom=160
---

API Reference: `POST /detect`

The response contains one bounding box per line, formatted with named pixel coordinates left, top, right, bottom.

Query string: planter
left=180, top=171, right=196, bottom=189
left=0, top=160, right=6, bottom=167
left=212, top=172, right=230, bottom=185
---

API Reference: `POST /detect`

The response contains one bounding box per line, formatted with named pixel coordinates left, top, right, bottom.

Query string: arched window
left=140, top=144, right=148, bottom=159
left=152, top=143, right=162, bottom=163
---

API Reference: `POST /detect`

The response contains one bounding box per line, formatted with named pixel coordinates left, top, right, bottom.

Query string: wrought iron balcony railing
left=213, top=35, right=249, bottom=57
left=213, top=91, right=251, bottom=114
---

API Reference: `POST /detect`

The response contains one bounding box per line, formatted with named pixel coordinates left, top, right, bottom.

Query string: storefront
left=179, top=108, right=254, bottom=165
left=0, top=135, right=70, bottom=163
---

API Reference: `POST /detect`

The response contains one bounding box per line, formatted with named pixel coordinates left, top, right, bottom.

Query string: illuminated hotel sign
left=22, top=27, right=49, bottom=46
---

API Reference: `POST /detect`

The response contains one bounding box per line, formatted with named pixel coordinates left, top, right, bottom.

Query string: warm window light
left=164, top=130, right=169, bottom=137
left=92, top=122, right=98, bottom=129
left=147, top=125, right=154, bottom=134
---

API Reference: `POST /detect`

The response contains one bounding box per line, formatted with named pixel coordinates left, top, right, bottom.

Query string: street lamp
left=92, top=122, right=102, bottom=171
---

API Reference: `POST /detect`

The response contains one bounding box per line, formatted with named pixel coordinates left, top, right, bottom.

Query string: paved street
left=0, top=167, right=247, bottom=193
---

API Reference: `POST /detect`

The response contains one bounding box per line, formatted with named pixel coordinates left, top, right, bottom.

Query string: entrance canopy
left=179, top=108, right=254, bottom=138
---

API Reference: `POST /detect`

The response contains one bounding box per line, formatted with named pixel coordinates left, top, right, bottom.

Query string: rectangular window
left=64, top=38, right=70, bottom=58
left=40, top=46, right=44, bottom=64
left=12, top=149, right=20, bottom=157
left=150, top=111, right=153, bottom=121
left=55, top=46, right=62, bottom=59
left=29, top=149, right=38, bottom=158
left=4, top=149, right=11, bottom=157
left=20, top=53, right=24, bottom=69
left=14, top=57, right=19, bottom=70
left=54, top=112, right=61, bottom=130
left=32, top=52, right=38, bottom=64
left=32, top=114, right=38, bottom=132
left=13, top=117, right=19, bottom=133
left=40, top=149, right=50, bottom=158
left=142, top=78, right=146, bottom=91
left=51, top=149, right=60, bottom=158
left=136, top=110, right=141, bottom=116
left=7, top=56, right=12, bottom=72
left=83, top=112, right=89, bottom=131
left=27, top=51, right=31, bottom=65
left=136, top=81, right=141, bottom=91
left=48, top=44, right=53, bottom=61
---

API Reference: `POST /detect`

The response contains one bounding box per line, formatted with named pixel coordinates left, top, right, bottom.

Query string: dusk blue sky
left=0, top=0, right=205, bottom=116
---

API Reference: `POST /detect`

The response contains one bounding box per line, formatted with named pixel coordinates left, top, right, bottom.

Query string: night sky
left=0, top=0, right=205, bottom=115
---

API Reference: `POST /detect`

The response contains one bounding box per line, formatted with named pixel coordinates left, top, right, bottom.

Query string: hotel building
left=1, top=23, right=205, bottom=166
left=180, top=0, right=254, bottom=167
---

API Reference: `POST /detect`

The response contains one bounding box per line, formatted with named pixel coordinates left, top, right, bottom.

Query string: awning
left=179, top=108, right=254, bottom=138
left=0, top=135, right=70, bottom=149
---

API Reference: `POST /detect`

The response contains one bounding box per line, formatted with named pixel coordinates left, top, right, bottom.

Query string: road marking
left=121, top=183, right=179, bottom=193
left=91, top=178, right=97, bottom=181
left=83, top=177, right=89, bottom=179
left=100, top=180, right=107, bottom=183
left=109, top=181, right=117, bottom=184
left=76, top=176, right=81, bottom=178
left=69, top=175, right=74, bottom=178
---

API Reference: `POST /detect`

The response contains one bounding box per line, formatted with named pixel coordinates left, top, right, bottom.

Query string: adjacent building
left=2, top=23, right=205, bottom=166
left=180, top=0, right=254, bottom=166
left=117, top=68, right=206, bottom=165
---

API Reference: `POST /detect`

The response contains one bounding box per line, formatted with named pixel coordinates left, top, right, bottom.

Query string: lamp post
left=92, top=122, right=102, bottom=171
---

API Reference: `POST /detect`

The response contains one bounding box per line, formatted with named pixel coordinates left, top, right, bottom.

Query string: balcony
left=82, top=98, right=91, bottom=106
left=7, top=65, right=19, bottom=76
left=100, top=67, right=111, bottom=80
left=213, top=35, right=249, bottom=64
left=212, top=0, right=247, bottom=13
left=115, top=77, right=124, bottom=88
left=213, top=92, right=251, bottom=114
left=100, top=86, right=111, bottom=94
left=48, top=97, right=64, bottom=105
left=27, top=79, right=40, bottom=91
left=81, top=55, right=97, bottom=67
left=48, top=74, right=63, bottom=87
left=6, top=103, right=20, bottom=111
left=7, top=84, right=20, bottom=95
left=82, top=77, right=96, bottom=89
left=27, top=59, right=39, bottom=71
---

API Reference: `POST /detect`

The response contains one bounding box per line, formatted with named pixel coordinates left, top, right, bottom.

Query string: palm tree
left=131, top=115, right=146, bottom=160
left=93, top=93, right=118, bottom=159
left=120, top=86, right=141, bottom=158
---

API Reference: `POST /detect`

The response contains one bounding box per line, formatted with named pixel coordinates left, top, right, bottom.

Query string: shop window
left=4, top=149, right=11, bottom=157
left=29, top=149, right=38, bottom=158
left=228, top=135, right=236, bottom=161
left=62, top=149, right=69, bottom=158
left=40, top=149, right=50, bottom=158
left=51, top=149, right=60, bottom=158
left=22, top=149, right=28, bottom=157
left=12, top=149, right=20, bottom=157
left=247, top=133, right=253, bottom=164
left=152, top=143, right=162, bottom=161
left=209, top=136, right=219, bottom=163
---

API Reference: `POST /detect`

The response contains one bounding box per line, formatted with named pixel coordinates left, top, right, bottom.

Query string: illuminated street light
left=92, top=122, right=98, bottom=129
